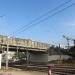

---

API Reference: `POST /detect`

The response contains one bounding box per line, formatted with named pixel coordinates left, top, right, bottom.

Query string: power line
left=13, top=3, right=75, bottom=36
left=12, top=0, right=72, bottom=36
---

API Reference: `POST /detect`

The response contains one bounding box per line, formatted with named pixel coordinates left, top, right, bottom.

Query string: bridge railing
left=0, top=35, right=50, bottom=50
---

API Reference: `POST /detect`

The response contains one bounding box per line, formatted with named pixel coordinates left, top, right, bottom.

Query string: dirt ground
left=0, top=70, right=48, bottom=75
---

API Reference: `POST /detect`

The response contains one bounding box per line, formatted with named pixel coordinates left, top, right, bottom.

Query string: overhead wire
left=12, top=0, right=72, bottom=36
left=12, top=0, right=74, bottom=36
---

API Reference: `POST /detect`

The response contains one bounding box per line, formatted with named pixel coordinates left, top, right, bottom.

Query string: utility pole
left=59, top=44, right=61, bottom=63
left=17, top=46, right=19, bottom=59
left=74, top=40, right=75, bottom=46
left=66, top=38, right=70, bottom=50
left=16, top=38, right=19, bottom=60
left=63, top=35, right=75, bottom=49
left=63, top=35, right=70, bottom=50
left=6, top=36, right=9, bottom=69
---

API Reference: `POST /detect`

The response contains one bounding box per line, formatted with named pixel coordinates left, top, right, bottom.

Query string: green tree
left=15, top=52, right=26, bottom=59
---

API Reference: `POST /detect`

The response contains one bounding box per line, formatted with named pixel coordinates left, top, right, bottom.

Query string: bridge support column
left=16, top=46, right=19, bottom=59
left=29, top=51, right=48, bottom=64
left=26, top=50, right=30, bottom=65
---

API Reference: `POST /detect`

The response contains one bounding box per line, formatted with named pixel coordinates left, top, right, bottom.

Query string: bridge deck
left=0, top=35, right=50, bottom=52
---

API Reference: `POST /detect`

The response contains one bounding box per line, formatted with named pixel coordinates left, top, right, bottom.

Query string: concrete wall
left=29, top=52, right=48, bottom=63
left=48, top=55, right=72, bottom=61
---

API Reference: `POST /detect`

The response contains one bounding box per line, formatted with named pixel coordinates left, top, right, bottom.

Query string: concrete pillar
left=17, top=46, right=19, bottom=59
left=26, top=50, right=30, bottom=65
left=30, top=51, right=48, bottom=64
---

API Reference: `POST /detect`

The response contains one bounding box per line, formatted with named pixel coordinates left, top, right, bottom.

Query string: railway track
left=11, top=64, right=75, bottom=75
left=52, top=67, right=75, bottom=74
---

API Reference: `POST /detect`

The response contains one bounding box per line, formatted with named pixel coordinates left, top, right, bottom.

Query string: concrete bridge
left=0, top=35, right=50, bottom=64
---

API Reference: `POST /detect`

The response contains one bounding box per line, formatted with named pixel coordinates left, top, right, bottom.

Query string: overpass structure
left=0, top=35, right=49, bottom=52
left=0, top=35, right=50, bottom=64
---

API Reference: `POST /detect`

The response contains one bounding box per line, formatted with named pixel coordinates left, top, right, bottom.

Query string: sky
left=0, top=0, right=75, bottom=45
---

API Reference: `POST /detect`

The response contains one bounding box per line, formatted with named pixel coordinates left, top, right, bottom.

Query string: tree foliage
left=48, top=45, right=63, bottom=55
left=15, top=52, right=26, bottom=59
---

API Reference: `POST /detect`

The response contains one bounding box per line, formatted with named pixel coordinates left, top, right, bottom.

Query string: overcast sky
left=0, top=0, right=75, bottom=45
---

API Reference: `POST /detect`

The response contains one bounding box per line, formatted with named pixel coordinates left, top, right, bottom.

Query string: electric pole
left=6, top=36, right=9, bottom=69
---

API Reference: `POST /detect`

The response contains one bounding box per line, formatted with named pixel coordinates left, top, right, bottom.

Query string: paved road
left=0, top=71, right=48, bottom=75
left=0, top=70, right=58, bottom=75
